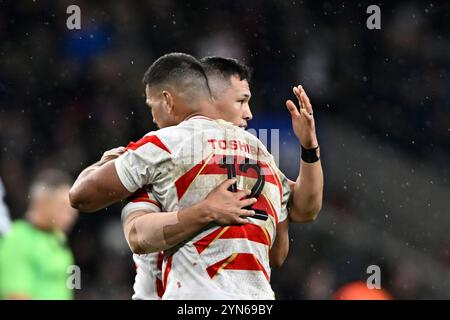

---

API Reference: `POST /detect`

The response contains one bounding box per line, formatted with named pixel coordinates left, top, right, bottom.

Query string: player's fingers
left=300, top=93, right=312, bottom=114
left=236, top=209, right=255, bottom=216
left=293, top=86, right=303, bottom=107
left=286, top=100, right=300, bottom=117
left=299, top=87, right=313, bottom=114
left=110, top=146, right=125, bottom=153
left=234, top=217, right=250, bottom=225
left=218, top=178, right=237, bottom=191
left=104, top=146, right=126, bottom=158
left=112, top=148, right=126, bottom=157
left=239, top=198, right=257, bottom=208
left=300, top=108, right=314, bottom=122
left=235, top=189, right=251, bottom=199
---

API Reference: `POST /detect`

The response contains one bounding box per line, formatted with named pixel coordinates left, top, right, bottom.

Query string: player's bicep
left=74, top=160, right=131, bottom=212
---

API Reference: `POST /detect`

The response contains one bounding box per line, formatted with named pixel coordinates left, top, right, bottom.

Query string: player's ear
left=162, top=91, right=175, bottom=114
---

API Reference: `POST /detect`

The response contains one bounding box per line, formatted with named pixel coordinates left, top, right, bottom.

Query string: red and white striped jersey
left=122, top=192, right=164, bottom=300
left=131, top=252, right=163, bottom=300
left=115, top=116, right=290, bottom=300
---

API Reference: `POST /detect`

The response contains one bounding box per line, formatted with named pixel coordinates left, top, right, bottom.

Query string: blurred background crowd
left=0, top=0, right=449, bottom=299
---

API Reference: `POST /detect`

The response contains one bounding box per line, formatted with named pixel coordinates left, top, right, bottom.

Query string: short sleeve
left=121, top=187, right=162, bottom=223
left=114, top=134, right=172, bottom=193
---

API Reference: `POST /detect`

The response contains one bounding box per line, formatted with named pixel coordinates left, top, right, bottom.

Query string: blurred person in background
left=0, top=169, right=78, bottom=300
left=0, top=178, right=11, bottom=236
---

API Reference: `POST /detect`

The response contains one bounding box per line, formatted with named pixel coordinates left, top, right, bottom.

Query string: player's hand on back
left=204, top=178, right=256, bottom=225
left=285, top=85, right=318, bottom=149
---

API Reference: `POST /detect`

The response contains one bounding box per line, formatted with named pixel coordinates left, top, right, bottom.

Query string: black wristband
left=301, top=145, right=320, bottom=163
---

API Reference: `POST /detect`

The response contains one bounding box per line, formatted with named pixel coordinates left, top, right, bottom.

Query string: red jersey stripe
left=194, top=224, right=271, bottom=255
left=130, top=198, right=161, bottom=208
left=206, top=253, right=238, bottom=279
left=194, top=227, right=230, bottom=254
left=156, top=252, right=165, bottom=298
left=127, top=188, right=149, bottom=201
left=163, top=255, right=173, bottom=292
left=207, top=253, right=269, bottom=282
left=127, top=188, right=162, bottom=208
left=175, top=154, right=280, bottom=200
left=126, top=135, right=171, bottom=154
left=174, top=154, right=214, bottom=200
left=255, top=194, right=278, bottom=225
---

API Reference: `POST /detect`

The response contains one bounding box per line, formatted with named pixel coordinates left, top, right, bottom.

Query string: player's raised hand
left=285, top=85, right=318, bottom=149
left=204, top=178, right=257, bottom=225
left=99, top=146, right=126, bottom=165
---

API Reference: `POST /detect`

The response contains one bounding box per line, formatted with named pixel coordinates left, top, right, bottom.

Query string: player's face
left=48, top=185, right=78, bottom=233
left=214, top=75, right=253, bottom=129
left=145, top=85, right=173, bottom=129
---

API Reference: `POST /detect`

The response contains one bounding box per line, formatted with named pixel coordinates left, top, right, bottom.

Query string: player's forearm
left=126, top=202, right=214, bottom=254
left=69, top=160, right=129, bottom=212
left=289, top=160, right=323, bottom=223
left=164, top=202, right=215, bottom=247
left=69, top=162, right=103, bottom=211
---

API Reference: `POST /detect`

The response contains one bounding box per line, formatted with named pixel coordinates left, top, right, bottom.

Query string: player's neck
left=182, top=104, right=217, bottom=121
left=179, top=97, right=216, bottom=122
left=183, top=112, right=211, bottom=121
left=27, top=211, right=54, bottom=232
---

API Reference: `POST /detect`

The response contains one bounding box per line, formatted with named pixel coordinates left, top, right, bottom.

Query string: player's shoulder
left=129, top=120, right=207, bottom=156
left=126, top=127, right=178, bottom=155
left=155, top=117, right=220, bottom=146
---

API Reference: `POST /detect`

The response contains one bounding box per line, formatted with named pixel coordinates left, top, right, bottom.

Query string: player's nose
left=243, top=105, right=253, bottom=121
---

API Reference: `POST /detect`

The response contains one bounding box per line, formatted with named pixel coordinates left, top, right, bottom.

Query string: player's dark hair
left=200, top=56, right=252, bottom=84
left=142, top=52, right=212, bottom=98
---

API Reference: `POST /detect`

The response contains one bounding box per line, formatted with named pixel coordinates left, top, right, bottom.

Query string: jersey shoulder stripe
left=126, top=135, right=172, bottom=154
